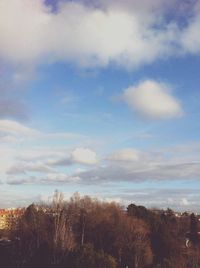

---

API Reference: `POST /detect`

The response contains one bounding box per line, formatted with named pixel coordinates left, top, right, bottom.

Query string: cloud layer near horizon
left=1, top=119, right=200, bottom=186
left=0, top=119, right=200, bottom=211
left=0, top=0, right=200, bottom=68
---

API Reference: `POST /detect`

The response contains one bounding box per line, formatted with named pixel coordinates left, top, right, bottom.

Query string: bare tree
left=52, top=190, right=75, bottom=264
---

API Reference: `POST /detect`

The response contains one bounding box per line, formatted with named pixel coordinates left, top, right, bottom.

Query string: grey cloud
left=6, top=162, right=56, bottom=175
left=49, top=158, right=73, bottom=166
left=75, top=159, right=200, bottom=184
left=44, top=147, right=97, bottom=167
left=7, top=176, right=37, bottom=185
left=7, top=173, right=81, bottom=185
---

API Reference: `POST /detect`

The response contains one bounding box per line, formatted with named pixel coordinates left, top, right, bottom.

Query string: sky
left=0, top=0, right=200, bottom=211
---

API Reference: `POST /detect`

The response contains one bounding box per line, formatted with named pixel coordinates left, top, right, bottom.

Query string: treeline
left=0, top=191, right=200, bottom=268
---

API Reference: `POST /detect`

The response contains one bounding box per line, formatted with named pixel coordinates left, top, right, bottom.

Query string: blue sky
left=0, top=0, right=200, bottom=211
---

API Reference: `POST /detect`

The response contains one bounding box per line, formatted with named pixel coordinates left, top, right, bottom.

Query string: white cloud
left=0, top=0, right=200, bottom=69
left=0, top=120, right=39, bottom=138
left=122, top=80, right=183, bottom=119
left=0, top=119, right=85, bottom=144
left=181, top=4, right=200, bottom=54
left=71, top=147, right=97, bottom=165
left=0, top=0, right=50, bottom=63
left=180, top=198, right=189, bottom=206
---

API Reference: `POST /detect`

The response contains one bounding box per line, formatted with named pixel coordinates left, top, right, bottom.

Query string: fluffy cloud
left=0, top=0, right=50, bottom=63
left=0, top=0, right=200, bottom=69
left=181, top=3, right=200, bottom=54
left=71, top=147, right=97, bottom=165
left=122, top=80, right=183, bottom=119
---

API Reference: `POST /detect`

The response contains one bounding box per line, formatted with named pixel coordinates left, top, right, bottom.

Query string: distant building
left=0, top=208, right=25, bottom=230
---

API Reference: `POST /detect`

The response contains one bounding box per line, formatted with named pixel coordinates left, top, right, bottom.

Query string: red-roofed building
left=0, top=208, right=25, bottom=230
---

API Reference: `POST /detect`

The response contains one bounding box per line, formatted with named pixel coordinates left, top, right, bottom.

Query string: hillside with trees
left=0, top=191, right=200, bottom=268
